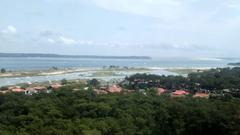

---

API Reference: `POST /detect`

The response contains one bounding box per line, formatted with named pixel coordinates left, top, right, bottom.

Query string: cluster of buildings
left=0, top=80, right=209, bottom=99
left=121, top=79, right=210, bottom=98
left=93, top=85, right=209, bottom=98
left=0, top=83, right=62, bottom=95
left=156, top=88, right=209, bottom=98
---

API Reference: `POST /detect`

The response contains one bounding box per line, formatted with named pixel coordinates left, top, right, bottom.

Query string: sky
left=0, top=0, right=240, bottom=58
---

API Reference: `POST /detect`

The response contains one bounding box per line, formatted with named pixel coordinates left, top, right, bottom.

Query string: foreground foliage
left=0, top=90, right=240, bottom=135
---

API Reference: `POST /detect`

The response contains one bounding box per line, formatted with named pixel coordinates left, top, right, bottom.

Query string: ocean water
left=0, top=57, right=235, bottom=87
left=0, top=57, right=232, bottom=70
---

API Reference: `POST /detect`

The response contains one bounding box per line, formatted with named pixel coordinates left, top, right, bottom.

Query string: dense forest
left=1, top=67, right=240, bottom=135
left=0, top=90, right=240, bottom=135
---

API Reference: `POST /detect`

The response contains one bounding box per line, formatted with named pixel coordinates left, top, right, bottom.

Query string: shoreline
left=0, top=66, right=213, bottom=79
left=0, top=66, right=212, bottom=88
left=0, top=67, right=150, bottom=78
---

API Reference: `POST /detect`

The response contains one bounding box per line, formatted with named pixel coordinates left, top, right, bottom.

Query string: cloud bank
left=0, top=0, right=240, bottom=57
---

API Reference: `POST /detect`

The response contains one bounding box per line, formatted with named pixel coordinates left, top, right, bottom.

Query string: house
left=73, top=88, right=80, bottom=91
left=0, top=90, right=8, bottom=94
left=25, top=88, right=38, bottom=95
left=100, top=87, right=107, bottom=91
left=156, top=88, right=166, bottom=96
left=171, top=90, right=190, bottom=97
left=223, top=89, right=230, bottom=93
left=29, top=86, right=47, bottom=93
left=94, top=89, right=108, bottom=95
left=193, top=92, right=209, bottom=98
left=33, top=86, right=47, bottom=93
left=11, top=88, right=25, bottom=93
left=50, top=84, right=62, bottom=90
left=108, top=85, right=122, bottom=93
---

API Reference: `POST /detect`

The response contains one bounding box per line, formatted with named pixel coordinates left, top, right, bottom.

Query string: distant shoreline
left=0, top=53, right=151, bottom=60
left=228, top=62, right=240, bottom=66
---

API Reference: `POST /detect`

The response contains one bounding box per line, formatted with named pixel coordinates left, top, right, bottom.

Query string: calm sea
left=0, top=57, right=233, bottom=71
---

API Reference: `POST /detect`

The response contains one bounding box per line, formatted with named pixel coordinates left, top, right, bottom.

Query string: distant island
left=0, top=53, right=151, bottom=60
left=228, top=62, right=240, bottom=66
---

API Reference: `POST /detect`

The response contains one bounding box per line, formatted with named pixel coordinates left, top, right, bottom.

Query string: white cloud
left=40, top=30, right=94, bottom=45
left=59, top=36, right=76, bottom=45
left=2, top=25, right=17, bottom=34
left=47, top=38, right=56, bottom=43
left=7, top=25, right=17, bottom=33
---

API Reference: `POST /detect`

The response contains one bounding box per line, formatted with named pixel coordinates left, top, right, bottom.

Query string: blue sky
left=0, top=0, right=240, bottom=57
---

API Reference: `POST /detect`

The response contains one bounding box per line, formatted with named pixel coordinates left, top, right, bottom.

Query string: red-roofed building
left=157, top=88, right=166, bottom=96
left=171, top=90, right=190, bottom=97
left=33, top=86, right=46, bottom=90
left=193, top=93, right=209, bottom=98
left=11, top=88, right=25, bottom=93
left=108, top=85, right=122, bottom=93
left=51, top=84, right=62, bottom=90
